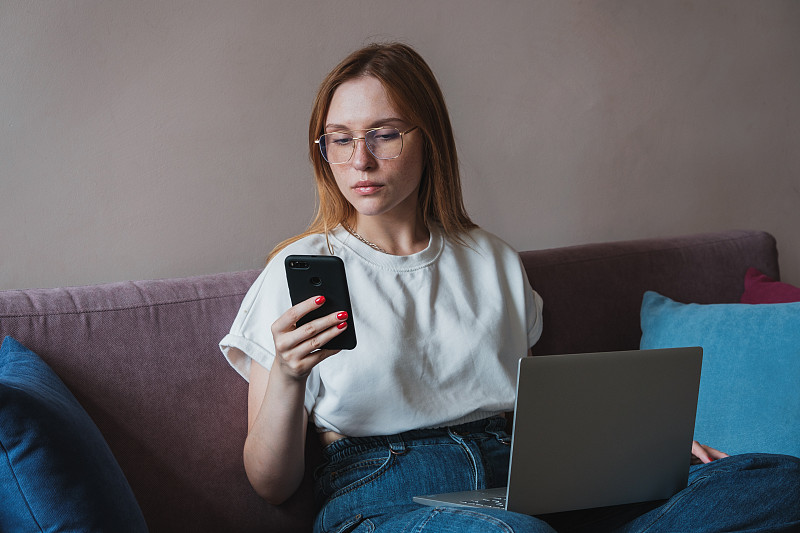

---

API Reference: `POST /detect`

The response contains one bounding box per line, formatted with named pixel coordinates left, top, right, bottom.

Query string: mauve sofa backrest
left=523, top=230, right=779, bottom=356
left=0, top=229, right=778, bottom=533
left=0, top=270, right=319, bottom=532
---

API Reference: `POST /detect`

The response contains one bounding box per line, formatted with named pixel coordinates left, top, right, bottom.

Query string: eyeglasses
left=315, top=126, right=418, bottom=164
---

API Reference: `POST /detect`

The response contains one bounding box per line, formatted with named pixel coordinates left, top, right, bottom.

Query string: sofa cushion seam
left=523, top=232, right=773, bottom=269
left=0, top=292, right=249, bottom=319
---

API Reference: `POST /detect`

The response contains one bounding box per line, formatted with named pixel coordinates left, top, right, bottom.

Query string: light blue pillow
left=640, top=291, right=800, bottom=458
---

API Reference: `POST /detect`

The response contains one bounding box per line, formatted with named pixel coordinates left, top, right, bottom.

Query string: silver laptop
left=413, top=347, right=702, bottom=515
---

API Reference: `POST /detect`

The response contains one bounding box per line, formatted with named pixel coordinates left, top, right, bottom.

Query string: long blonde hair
left=267, top=42, right=476, bottom=262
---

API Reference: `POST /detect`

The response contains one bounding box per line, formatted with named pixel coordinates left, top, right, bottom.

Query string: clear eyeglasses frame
left=315, top=126, right=418, bottom=164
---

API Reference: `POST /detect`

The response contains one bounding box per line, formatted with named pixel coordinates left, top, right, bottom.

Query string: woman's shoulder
left=456, top=225, right=520, bottom=257
left=267, top=232, right=337, bottom=266
left=245, top=232, right=336, bottom=309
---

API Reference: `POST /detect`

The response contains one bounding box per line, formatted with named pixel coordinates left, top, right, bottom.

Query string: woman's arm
left=241, top=295, right=348, bottom=504
left=243, top=359, right=309, bottom=504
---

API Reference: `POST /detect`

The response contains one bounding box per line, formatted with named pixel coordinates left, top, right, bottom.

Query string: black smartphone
left=285, top=255, right=357, bottom=350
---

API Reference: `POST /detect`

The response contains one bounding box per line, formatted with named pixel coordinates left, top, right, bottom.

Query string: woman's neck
left=349, top=213, right=429, bottom=256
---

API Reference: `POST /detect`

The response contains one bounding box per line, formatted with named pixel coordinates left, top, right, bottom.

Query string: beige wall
left=2, top=0, right=799, bottom=290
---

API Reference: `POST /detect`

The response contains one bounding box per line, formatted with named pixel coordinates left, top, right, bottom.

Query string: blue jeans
left=313, top=417, right=800, bottom=532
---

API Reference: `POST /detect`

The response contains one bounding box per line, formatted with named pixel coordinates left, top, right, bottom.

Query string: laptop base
left=413, top=487, right=507, bottom=510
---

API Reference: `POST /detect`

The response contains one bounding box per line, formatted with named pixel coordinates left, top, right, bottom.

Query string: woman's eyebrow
left=325, top=118, right=406, bottom=131
left=369, top=117, right=405, bottom=128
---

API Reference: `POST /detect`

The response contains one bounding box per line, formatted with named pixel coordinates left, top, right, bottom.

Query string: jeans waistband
left=321, top=415, right=508, bottom=462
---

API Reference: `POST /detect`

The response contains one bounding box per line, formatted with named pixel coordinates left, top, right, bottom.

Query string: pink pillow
left=740, top=267, right=800, bottom=303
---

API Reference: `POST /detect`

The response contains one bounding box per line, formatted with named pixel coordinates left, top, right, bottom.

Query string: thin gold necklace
left=343, top=223, right=389, bottom=254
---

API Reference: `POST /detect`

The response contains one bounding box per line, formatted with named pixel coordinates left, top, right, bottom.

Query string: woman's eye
left=372, top=130, right=400, bottom=142
left=330, top=136, right=353, bottom=145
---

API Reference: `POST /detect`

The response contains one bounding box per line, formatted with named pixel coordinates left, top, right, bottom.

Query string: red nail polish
left=315, top=296, right=325, bottom=305
left=337, top=322, right=347, bottom=330
left=336, top=312, right=348, bottom=320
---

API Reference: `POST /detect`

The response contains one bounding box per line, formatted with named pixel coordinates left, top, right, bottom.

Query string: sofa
left=1, top=229, right=797, bottom=532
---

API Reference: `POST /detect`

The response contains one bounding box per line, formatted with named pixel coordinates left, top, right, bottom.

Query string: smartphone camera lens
left=310, top=276, right=322, bottom=287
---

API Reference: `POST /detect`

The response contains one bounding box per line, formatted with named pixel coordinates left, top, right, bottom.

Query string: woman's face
left=324, top=76, right=424, bottom=223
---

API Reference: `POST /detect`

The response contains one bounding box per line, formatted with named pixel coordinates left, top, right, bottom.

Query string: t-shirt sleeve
left=525, top=279, right=544, bottom=349
left=518, top=255, right=544, bottom=349
left=219, top=260, right=319, bottom=413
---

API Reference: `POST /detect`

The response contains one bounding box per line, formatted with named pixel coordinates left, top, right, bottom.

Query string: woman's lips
left=353, top=182, right=383, bottom=195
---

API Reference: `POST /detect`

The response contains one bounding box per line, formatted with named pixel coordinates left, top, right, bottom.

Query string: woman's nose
left=351, top=138, right=376, bottom=170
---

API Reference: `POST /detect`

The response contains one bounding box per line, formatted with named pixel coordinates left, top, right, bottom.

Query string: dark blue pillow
left=0, top=336, right=148, bottom=532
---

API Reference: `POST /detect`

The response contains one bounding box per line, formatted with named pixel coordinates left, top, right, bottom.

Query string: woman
left=221, top=43, right=800, bottom=532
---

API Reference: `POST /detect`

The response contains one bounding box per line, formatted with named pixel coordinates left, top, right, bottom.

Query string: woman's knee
left=692, top=452, right=798, bottom=475
left=405, top=507, right=554, bottom=533
left=690, top=453, right=800, bottom=516
left=721, top=452, right=800, bottom=476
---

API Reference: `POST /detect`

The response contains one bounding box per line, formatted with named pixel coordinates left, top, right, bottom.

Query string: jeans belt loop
left=448, top=426, right=466, bottom=440
left=387, top=434, right=408, bottom=455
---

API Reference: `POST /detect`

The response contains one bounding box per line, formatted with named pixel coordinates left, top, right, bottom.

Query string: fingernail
left=337, top=322, right=347, bottom=330
left=315, top=296, right=325, bottom=305
left=336, top=311, right=348, bottom=320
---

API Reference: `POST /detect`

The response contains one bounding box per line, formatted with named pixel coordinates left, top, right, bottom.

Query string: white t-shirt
left=220, top=225, right=543, bottom=437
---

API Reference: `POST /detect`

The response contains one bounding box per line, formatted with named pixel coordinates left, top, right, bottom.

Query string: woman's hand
left=270, top=295, right=348, bottom=380
left=691, top=441, right=729, bottom=464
